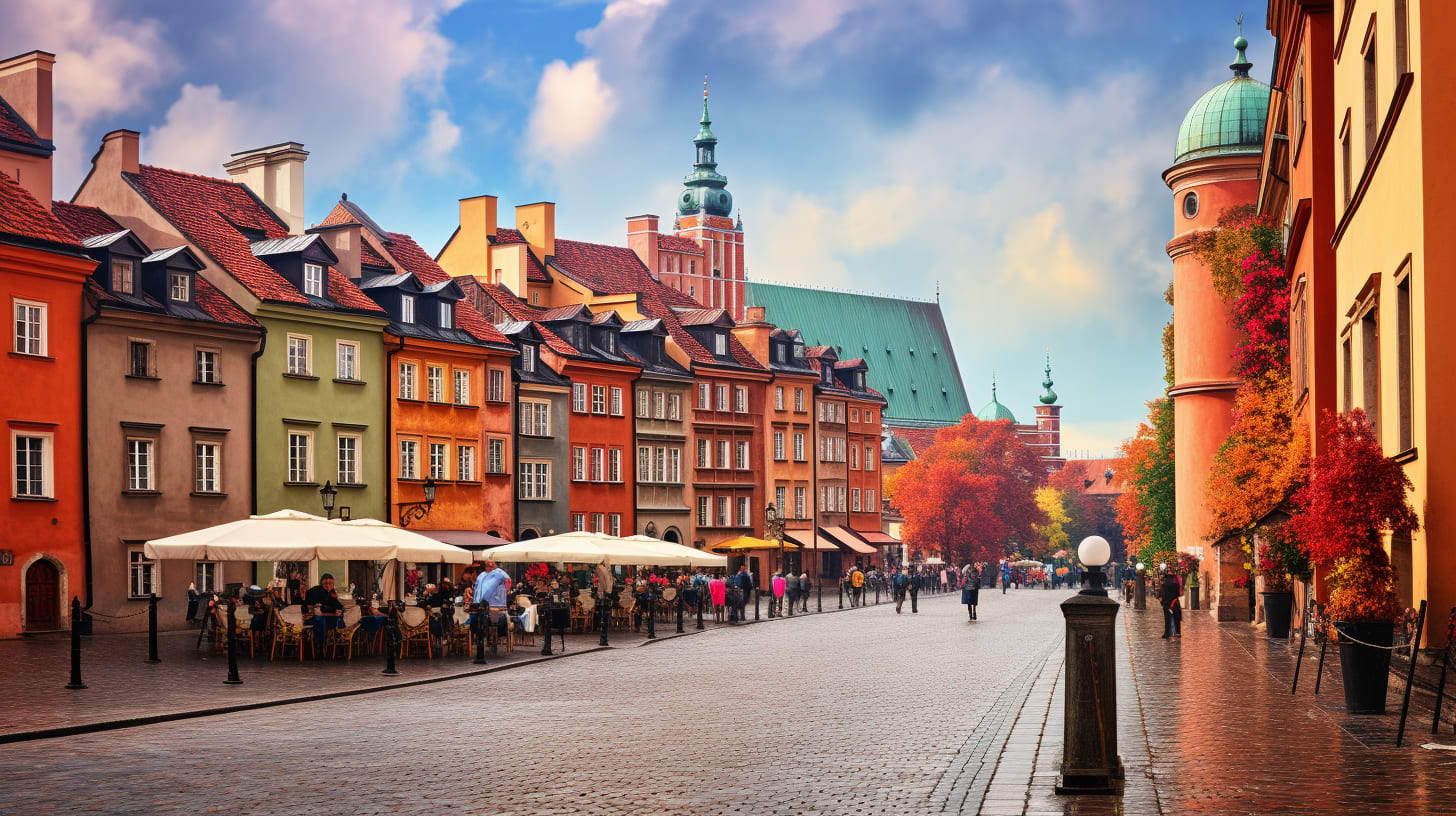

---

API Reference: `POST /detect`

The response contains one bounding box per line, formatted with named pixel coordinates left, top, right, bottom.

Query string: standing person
left=799, top=571, right=811, bottom=612
left=709, top=572, right=727, bottom=622
left=771, top=570, right=786, bottom=617
left=733, top=564, right=754, bottom=622
left=850, top=565, right=865, bottom=607
left=185, top=582, right=200, bottom=622
left=909, top=567, right=922, bottom=613
left=473, top=559, right=513, bottom=642
left=1159, top=569, right=1183, bottom=638
left=287, top=570, right=304, bottom=605
left=302, top=573, right=345, bottom=652
left=891, top=567, right=909, bottom=613
left=961, top=564, right=980, bottom=620
left=1001, top=562, right=1011, bottom=595
left=785, top=570, right=801, bottom=616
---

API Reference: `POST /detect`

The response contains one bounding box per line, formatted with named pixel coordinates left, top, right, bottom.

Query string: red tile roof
left=318, top=204, right=355, bottom=227
left=834, top=358, right=867, bottom=369
left=805, top=345, right=834, bottom=358
left=359, top=241, right=391, bottom=268
left=478, top=284, right=580, bottom=357
left=674, top=308, right=728, bottom=326
left=51, top=201, right=122, bottom=238
left=0, top=96, right=45, bottom=151
left=193, top=275, right=259, bottom=326
left=382, top=231, right=509, bottom=345
left=127, top=165, right=381, bottom=313
left=490, top=228, right=524, bottom=244
left=656, top=234, right=703, bottom=254
left=894, top=426, right=942, bottom=456
left=0, top=171, right=77, bottom=246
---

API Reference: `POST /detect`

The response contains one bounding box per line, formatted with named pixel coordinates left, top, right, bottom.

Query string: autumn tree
left=1116, top=398, right=1175, bottom=561
left=1188, top=204, right=1281, bottom=303
left=888, top=416, right=1045, bottom=566
left=1033, top=486, right=1070, bottom=558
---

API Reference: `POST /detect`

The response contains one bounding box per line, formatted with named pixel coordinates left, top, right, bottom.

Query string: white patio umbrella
left=620, top=535, right=727, bottom=568
left=143, top=509, right=472, bottom=564
left=484, top=531, right=695, bottom=567
left=323, top=518, right=473, bottom=564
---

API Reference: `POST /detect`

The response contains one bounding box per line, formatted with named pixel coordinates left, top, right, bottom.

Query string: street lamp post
left=319, top=481, right=338, bottom=520
left=1057, top=535, right=1122, bottom=795
left=398, top=477, right=437, bottom=528
left=1134, top=562, right=1147, bottom=610
left=765, top=503, right=786, bottom=619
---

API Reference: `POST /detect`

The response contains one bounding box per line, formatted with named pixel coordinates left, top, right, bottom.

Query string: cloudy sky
left=4, top=0, right=1271, bottom=457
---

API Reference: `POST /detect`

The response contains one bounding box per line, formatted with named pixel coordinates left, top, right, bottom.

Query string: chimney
left=515, top=201, right=555, bottom=259
left=626, top=213, right=659, bottom=278
left=309, top=222, right=363, bottom=281
left=437, top=194, right=498, bottom=283
left=223, top=142, right=309, bottom=234
left=99, top=129, right=139, bottom=176
left=731, top=306, right=774, bottom=366
left=745, top=306, right=766, bottom=322
left=0, top=51, right=55, bottom=206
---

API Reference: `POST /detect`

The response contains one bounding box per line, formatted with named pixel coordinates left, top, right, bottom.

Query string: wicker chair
left=272, top=606, right=307, bottom=661
left=572, top=595, right=594, bottom=633
left=513, top=602, right=535, bottom=647
left=400, top=605, right=432, bottom=658
left=327, top=605, right=364, bottom=662
left=448, top=604, right=472, bottom=656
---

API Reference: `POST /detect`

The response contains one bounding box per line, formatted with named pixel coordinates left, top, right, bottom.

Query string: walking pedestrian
left=800, top=572, right=811, bottom=611
left=734, top=565, right=754, bottom=622
left=709, top=572, right=727, bottom=622
left=1001, top=563, right=1010, bottom=595
left=909, top=567, right=922, bottom=613
left=891, top=567, right=909, bottom=613
left=850, top=565, right=865, bottom=607
left=785, top=570, right=801, bottom=616
left=185, top=582, right=199, bottom=622
left=771, top=570, right=786, bottom=617
left=961, top=564, right=980, bottom=620
left=1159, top=569, right=1183, bottom=639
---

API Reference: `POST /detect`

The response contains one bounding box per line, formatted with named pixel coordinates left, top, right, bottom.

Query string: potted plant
left=1288, top=410, right=1419, bottom=714
left=1253, top=525, right=1309, bottom=639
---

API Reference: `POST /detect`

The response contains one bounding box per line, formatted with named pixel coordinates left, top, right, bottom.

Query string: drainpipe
left=249, top=327, right=268, bottom=515
left=511, top=373, right=520, bottom=539
left=386, top=334, right=405, bottom=525
left=80, top=307, right=100, bottom=611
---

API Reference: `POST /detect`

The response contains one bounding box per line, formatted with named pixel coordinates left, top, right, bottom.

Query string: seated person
left=302, top=573, right=345, bottom=650
left=244, top=586, right=271, bottom=632
left=425, top=578, right=456, bottom=636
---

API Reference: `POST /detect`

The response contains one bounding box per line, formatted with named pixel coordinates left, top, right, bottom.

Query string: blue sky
left=5, top=0, right=1271, bottom=456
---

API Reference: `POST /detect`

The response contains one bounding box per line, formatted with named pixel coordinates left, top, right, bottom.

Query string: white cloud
left=522, top=58, right=618, bottom=171
left=418, top=108, right=462, bottom=173
left=143, top=84, right=251, bottom=175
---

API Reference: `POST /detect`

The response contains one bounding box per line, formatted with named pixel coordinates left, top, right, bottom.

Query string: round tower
left=1033, top=355, right=1064, bottom=471
left=1163, top=36, right=1268, bottom=621
left=675, top=80, right=745, bottom=318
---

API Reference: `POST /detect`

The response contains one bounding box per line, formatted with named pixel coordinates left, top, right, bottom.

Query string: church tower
left=1164, top=35, right=1268, bottom=621
left=1033, top=355, right=1064, bottom=470
left=675, top=81, right=746, bottom=319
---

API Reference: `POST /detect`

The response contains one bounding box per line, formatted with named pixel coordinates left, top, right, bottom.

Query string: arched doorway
left=25, top=559, right=60, bottom=630
left=518, top=529, right=540, bottom=541
left=664, top=529, right=681, bottom=544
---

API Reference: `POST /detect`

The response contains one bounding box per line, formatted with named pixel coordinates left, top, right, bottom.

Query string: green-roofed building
left=745, top=282, right=970, bottom=428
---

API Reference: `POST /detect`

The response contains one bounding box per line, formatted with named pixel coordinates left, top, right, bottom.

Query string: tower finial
left=1230, top=23, right=1252, bottom=77
left=991, top=370, right=997, bottom=401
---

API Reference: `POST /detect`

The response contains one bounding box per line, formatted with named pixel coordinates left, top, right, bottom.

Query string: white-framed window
left=794, top=487, right=806, bottom=519
left=195, top=349, right=219, bottom=384
left=487, top=368, right=505, bottom=402
left=128, top=339, right=153, bottom=377
left=194, top=561, right=218, bottom=593
left=128, top=549, right=157, bottom=598
left=530, top=292, right=539, bottom=305
left=714, top=333, right=727, bottom=356
left=668, top=394, right=681, bottom=420
left=591, top=513, right=605, bottom=533
left=13, top=299, right=46, bottom=356
left=13, top=432, right=52, bottom=498
left=591, top=385, right=607, bottom=414
left=194, top=441, right=220, bottom=493
left=608, top=449, right=621, bottom=482
left=819, top=486, right=827, bottom=512
left=865, top=447, right=875, bottom=471
left=697, top=382, right=710, bottom=409
left=336, top=341, right=358, bottom=381
left=668, top=448, right=681, bottom=482
left=865, top=410, right=875, bottom=424
left=609, top=513, right=622, bottom=537
left=610, top=387, right=623, bottom=416
left=572, top=446, right=586, bottom=481
left=775, top=387, right=784, bottom=411
left=717, top=496, right=730, bottom=527
left=400, top=294, right=415, bottom=324
left=850, top=408, right=860, bottom=423
left=850, top=445, right=859, bottom=470
left=439, top=302, right=453, bottom=329
left=837, top=486, right=846, bottom=512
left=287, top=431, right=312, bottom=483
left=487, top=439, right=504, bottom=474
left=715, top=385, right=728, bottom=411
left=573, top=383, right=589, bottom=413
left=866, top=489, right=876, bottom=510
left=572, top=513, right=586, bottom=532
left=398, top=439, right=419, bottom=480
left=653, top=391, right=666, bottom=420
left=737, top=496, right=750, bottom=527
left=795, top=388, right=804, bottom=411
left=637, top=389, right=650, bottom=418
left=653, top=447, right=666, bottom=483
left=520, top=344, right=536, bottom=373
left=590, top=448, right=604, bottom=482
left=697, top=438, right=709, bottom=468
left=735, top=440, right=748, bottom=470
left=337, top=434, right=359, bottom=484
left=519, top=399, right=550, bottom=436
left=455, top=369, right=472, bottom=405
left=398, top=362, right=417, bottom=399
left=113, top=258, right=134, bottom=294
left=852, top=488, right=861, bottom=512
left=697, top=496, right=710, bottom=527
left=734, top=386, right=747, bottom=413
left=518, top=460, right=550, bottom=499
left=428, top=442, right=448, bottom=480
left=717, top=440, right=729, bottom=469
left=794, top=433, right=805, bottom=462
left=638, top=446, right=651, bottom=482
left=286, top=334, right=311, bottom=376
left=427, top=365, right=444, bottom=402
left=774, top=432, right=785, bottom=461
left=169, top=272, right=190, bottom=302
left=127, top=438, right=154, bottom=491
left=776, top=486, right=787, bottom=514
left=303, top=263, right=324, bottom=297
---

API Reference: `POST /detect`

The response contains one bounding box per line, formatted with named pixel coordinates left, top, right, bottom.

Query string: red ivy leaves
left=1230, top=252, right=1290, bottom=379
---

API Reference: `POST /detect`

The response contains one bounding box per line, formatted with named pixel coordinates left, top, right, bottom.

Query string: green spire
left=678, top=76, right=732, bottom=217
left=1230, top=34, right=1252, bottom=77
left=696, top=77, right=716, bottom=142
left=976, top=371, right=1018, bottom=423
left=1039, top=353, right=1058, bottom=405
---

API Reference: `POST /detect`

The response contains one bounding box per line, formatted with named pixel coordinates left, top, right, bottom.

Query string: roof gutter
left=249, top=325, right=268, bottom=514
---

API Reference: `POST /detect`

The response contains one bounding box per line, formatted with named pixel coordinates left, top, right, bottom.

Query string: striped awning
left=821, top=527, right=876, bottom=555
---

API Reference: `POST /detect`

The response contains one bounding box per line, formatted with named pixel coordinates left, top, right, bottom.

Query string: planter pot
left=1188, top=584, right=1200, bottom=611
left=1261, top=591, right=1294, bottom=639
left=1335, top=619, right=1395, bottom=714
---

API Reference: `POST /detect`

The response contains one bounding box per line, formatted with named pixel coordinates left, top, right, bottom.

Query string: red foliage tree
left=887, top=416, right=1045, bottom=566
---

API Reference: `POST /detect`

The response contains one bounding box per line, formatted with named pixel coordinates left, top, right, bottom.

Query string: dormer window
left=714, top=332, right=726, bottom=356
left=401, top=295, right=415, bottom=324
left=303, top=263, right=324, bottom=297
left=793, top=342, right=804, bottom=360
left=521, top=344, right=536, bottom=373
left=856, top=372, right=865, bottom=389
left=169, top=272, right=190, bottom=303
left=604, top=333, right=616, bottom=354
left=774, top=343, right=785, bottom=363
left=113, top=259, right=134, bottom=294
left=439, top=302, right=452, bottom=329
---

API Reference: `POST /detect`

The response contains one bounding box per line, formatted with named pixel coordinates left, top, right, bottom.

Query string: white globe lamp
left=1077, top=535, right=1111, bottom=595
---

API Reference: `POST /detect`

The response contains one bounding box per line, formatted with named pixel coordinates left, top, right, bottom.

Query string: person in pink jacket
left=708, top=574, right=727, bottom=622
left=771, top=570, right=787, bottom=617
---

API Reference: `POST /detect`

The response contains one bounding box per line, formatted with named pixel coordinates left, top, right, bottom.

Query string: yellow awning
left=712, top=536, right=799, bottom=552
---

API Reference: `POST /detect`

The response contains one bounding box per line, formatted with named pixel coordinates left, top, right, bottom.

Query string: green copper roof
left=1039, top=355, right=1058, bottom=405
left=977, top=379, right=1017, bottom=423
left=746, top=282, right=970, bottom=426
left=1173, top=36, right=1270, bottom=164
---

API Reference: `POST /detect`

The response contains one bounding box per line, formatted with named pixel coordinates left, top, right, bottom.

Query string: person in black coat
left=908, top=568, right=922, bottom=613
left=1159, top=571, right=1183, bottom=638
left=961, top=565, right=980, bottom=620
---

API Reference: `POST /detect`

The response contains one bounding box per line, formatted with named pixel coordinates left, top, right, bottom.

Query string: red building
left=0, top=51, right=94, bottom=634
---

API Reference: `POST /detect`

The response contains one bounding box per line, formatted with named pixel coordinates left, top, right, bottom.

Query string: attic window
left=113, top=259, right=134, bottom=294
left=520, top=344, right=536, bottom=372
left=530, top=292, right=540, bottom=305
left=439, top=302, right=453, bottom=329
left=401, top=295, right=415, bottom=324
left=856, top=373, right=865, bottom=389
left=714, top=332, right=726, bottom=356
left=774, top=344, right=785, bottom=363
left=169, top=272, right=190, bottom=303
left=793, top=342, right=804, bottom=360
left=303, top=263, right=324, bottom=297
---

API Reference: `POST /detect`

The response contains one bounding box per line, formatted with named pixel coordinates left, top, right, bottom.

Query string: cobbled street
left=4, top=589, right=1456, bottom=816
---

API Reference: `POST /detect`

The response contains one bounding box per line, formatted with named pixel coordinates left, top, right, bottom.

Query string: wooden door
left=25, top=559, right=60, bottom=630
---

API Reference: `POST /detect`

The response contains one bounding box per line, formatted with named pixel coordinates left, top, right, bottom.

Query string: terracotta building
left=54, top=202, right=261, bottom=632
left=621, top=318, right=694, bottom=544
left=808, top=345, right=884, bottom=568
left=1164, top=37, right=1268, bottom=621
left=0, top=54, right=93, bottom=634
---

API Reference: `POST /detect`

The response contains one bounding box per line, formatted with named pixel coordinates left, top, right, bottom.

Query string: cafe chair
left=272, top=606, right=307, bottom=662
left=400, top=605, right=432, bottom=659
left=327, top=605, right=364, bottom=662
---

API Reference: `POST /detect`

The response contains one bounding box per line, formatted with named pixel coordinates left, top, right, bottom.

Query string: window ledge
left=336, top=482, right=367, bottom=489
left=283, top=373, right=319, bottom=381
left=123, top=489, right=161, bottom=496
left=8, top=352, right=54, bottom=361
left=518, top=433, right=553, bottom=440
left=125, top=374, right=160, bottom=381
left=333, top=378, right=366, bottom=386
left=128, top=595, right=162, bottom=602
left=451, top=403, right=479, bottom=410
left=397, top=397, right=424, bottom=405
left=518, top=497, right=554, bottom=503
left=455, top=479, right=483, bottom=486
left=192, top=380, right=225, bottom=387
left=11, top=495, right=57, bottom=502
left=484, top=399, right=510, bottom=405
left=283, top=481, right=320, bottom=487
left=190, top=491, right=228, bottom=498
left=1393, top=447, right=1418, bottom=465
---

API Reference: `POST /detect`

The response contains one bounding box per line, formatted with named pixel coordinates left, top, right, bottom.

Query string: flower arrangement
left=1173, top=552, right=1200, bottom=579
left=1288, top=410, right=1418, bottom=623
left=525, top=562, right=549, bottom=582
left=1254, top=525, right=1310, bottom=594
left=647, top=573, right=670, bottom=588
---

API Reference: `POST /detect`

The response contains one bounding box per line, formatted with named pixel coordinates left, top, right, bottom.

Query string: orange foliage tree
left=887, top=416, right=1045, bottom=566
left=1205, top=369, right=1310, bottom=538
left=1116, top=398, right=1175, bottom=561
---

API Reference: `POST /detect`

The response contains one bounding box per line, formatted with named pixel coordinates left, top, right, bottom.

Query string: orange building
left=316, top=198, right=517, bottom=572
left=1164, top=37, right=1269, bottom=621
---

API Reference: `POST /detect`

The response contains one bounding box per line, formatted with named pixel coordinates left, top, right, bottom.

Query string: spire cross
left=1235, top=13, right=1244, bottom=36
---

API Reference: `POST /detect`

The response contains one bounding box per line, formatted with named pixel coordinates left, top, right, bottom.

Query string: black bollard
left=817, top=578, right=822, bottom=612
left=838, top=581, right=844, bottom=609
left=540, top=600, right=554, bottom=656
left=754, top=588, right=760, bottom=620
left=676, top=592, right=684, bottom=634
left=646, top=590, right=656, bottom=640
left=599, top=595, right=610, bottom=646
left=223, top=600, right=242, bottom=684
left=145, top=592, right=160, bottom=663
left=386, top=604, right=404, bottom=674
left=65, top=597, right=86, bottom=690
left=696, top=590, right=705, bottom=630
left=472, top=608, right=486, bottom=666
